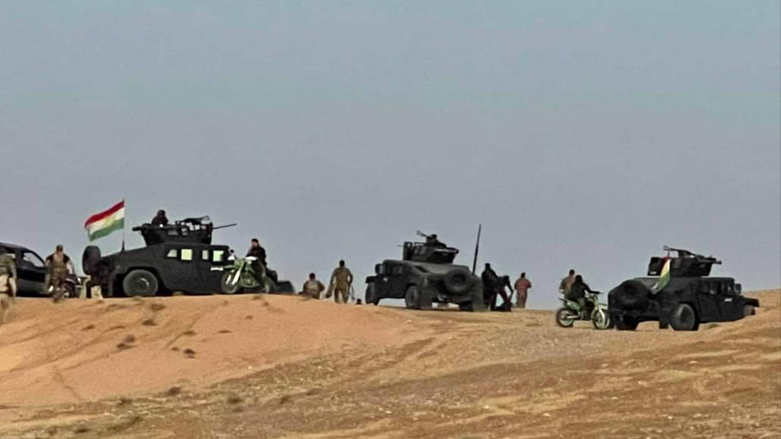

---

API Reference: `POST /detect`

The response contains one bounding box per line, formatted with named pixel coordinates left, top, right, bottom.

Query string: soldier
left=425, top=234, right=447, bottom=248
left=514, top=272, right=532, bottom=309
left=559, top=269, right=576, bottom=297
left=0, top=251, right=18, bottom=324
left=247, top=239, right=267, bottom=267
left=568, top=275, right=594, bottom=316
left=327, top=260, right=353, bottom=304
left=45, top=245, right=75, bottom=303
left=151, top=209, right=169, bottom=226
left=302, top=273, right=325, bottom=299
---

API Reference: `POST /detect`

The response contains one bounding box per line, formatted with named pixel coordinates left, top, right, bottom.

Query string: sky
left=1, top=0, right=779, bottom=309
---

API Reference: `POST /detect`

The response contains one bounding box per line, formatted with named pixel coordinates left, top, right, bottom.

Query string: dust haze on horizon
left=1, top=1, right=779, bottom=309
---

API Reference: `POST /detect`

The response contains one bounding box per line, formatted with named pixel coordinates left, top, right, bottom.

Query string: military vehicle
left=82, top=216, right=294, bottom=297
left=608, top=246, right=759, bottom=331
left=364, top=233, right=485, bottom=311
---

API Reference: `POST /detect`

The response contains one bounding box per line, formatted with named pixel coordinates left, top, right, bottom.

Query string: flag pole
left=121, top=199, right=126, bottom=252
left=472, top=224, right=482, bottom=274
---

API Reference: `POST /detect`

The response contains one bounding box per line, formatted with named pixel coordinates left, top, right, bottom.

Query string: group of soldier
left=480, top=263, right=534, bottom=310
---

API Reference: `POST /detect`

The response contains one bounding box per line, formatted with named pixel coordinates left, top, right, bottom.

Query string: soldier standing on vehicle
left=302, top=273, right=325, bottom=299
left=425, top=234, right=447, bottom=248
left=45, top=245, right=75, bottom=303
left=151, top=209, right=169, bottom=226
left=328, top=260, right=353, bottom=304
left=0, top=251, right=18, bottom=324
left=559, top=269, right=576, bottom=296
left=514, top=272, right=532, bottom=309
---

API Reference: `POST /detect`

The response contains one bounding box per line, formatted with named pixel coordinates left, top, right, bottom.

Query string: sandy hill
left=0, top=290, right=778, bottom=439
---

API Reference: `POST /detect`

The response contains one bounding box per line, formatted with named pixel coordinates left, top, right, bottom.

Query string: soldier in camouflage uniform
left=45, top=245, right=75, bottom=303
left=0, top=251, right=18, bottom=324
left=327, top=260, right=353, bottom=304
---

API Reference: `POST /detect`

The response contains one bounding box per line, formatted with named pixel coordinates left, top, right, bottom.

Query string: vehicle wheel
left=365, top=283, right=380, bottom=305
left=670, top=303, right=698, bottom=331
left=404, top=286, right=421, bottom=310
left=443, top=269, right=473, bottom=295
left=122, top=270, right=159, bottom=297
left=555, top=307, right=577, bottom=328
left=743, top=304, right=755, bottom=317
left=616, top=316, right=638, bottom=331
left=82, top=246, right=102, bottom=276
left=220, top=271, right=241, bottom=294
left=459, top=286, right=486, bottom=312
left=591, top=308, right=612, bottom=330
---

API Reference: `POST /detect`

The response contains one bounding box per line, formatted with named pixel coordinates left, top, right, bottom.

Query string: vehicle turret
left=647, top=246, right=722, bottom=278
left=401, top=231, right=459, bottom=264
left=132, top=216, right=236, bottom=246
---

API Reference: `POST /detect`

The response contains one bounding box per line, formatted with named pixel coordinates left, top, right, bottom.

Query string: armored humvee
left=82, top=216, right=294, bottom=297
left=365, top=234, right=485, bottom=311
left=608, top=246, right=759, bottom=331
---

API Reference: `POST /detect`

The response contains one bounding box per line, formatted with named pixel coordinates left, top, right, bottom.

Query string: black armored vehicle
left=365, top=233, right=484, bottom=311
left=608, top=246, right=759, bottom=331
left=82, top=216, right=238, bottom=297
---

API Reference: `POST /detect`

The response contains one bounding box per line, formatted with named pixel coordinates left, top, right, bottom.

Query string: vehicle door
left=696, top=281, right=722, bottom=323
left=717, top=281, right=742, bottom=321
left=160, top=245, right=203, bottom=294
left=197, top=247, right=227, bottom=293
left=16, top=250, right=48, bottom=294
left=388, top=264, right=408, bottom=298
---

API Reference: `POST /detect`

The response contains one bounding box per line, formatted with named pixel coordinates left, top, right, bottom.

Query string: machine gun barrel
left=212, top=223, right=237, bottom=231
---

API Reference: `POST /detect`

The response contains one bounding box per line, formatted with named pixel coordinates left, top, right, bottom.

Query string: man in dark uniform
left=481, top=263, right=513, bottom=311
left=246, top=238, right=268, bottom=283
left=425, top=234, right=447, bottom=248
left=151, top=210, right=169, bottom=226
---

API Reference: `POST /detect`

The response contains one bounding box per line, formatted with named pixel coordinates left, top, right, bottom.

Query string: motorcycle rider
left=246, top=238, right=268, bottom=280
left=568, top=275, right=595, bottom=317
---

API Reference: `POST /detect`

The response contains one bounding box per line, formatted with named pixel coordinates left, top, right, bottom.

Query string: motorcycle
left=220, top=256, right=276, bottom=294
left=555, top=291, right=612, bottom=330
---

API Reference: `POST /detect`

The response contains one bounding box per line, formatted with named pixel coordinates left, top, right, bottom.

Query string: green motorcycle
left=220, top=257, right=275, bottom=294
left=555, top=291, right=612, bottom=330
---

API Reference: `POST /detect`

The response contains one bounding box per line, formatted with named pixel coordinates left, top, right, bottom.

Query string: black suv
left=365, top=236, right=484, bottom=311
left=608, top=247, right=759, bottom=331
left=0, top=242, right=80, bottom=296
left=82, top=217, right=235, bottom=297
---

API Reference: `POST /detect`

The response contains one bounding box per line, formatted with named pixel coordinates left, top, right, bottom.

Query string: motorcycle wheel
left=220, top=271, right=241, bottom=294
left=555, top=307, right=577, bottom=328
left=592, top=308, right=612, bottom=330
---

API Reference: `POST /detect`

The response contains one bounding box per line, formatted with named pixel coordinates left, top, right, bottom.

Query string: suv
left=0, top=242, right=80, bottom=297
left=365, top=235, right=484, bottom=311
left=82, top=217, right=238, bottom=297
left=608, top=246, right=759, bottom=331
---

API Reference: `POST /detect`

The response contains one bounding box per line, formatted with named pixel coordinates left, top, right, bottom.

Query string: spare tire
left=444, top=268, right=474, bottom=295
left=82, top=246, right=102, bottom=276
left=611, top=279, right=650, bottom=310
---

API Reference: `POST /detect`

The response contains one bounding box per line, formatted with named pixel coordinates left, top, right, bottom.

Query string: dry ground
left=0, top=290, right=778, bottom=439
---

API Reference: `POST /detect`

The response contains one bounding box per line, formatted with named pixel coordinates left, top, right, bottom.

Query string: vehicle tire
left=555, top=307, right=577, bottom=328
left=365, top=283, right=380, bottom=305
left=670, top=303, right=698, bottom=331
left=444, top=269, right=474, bottom=295
left=743, top=304, right=755, bottom=317
left=122, top=270, right=159, bottom=297
left=591, top=308, right=612, bottom=330
left=616, top=316, right=638, bottom=331
left=82, top=246, right=102, bottom=276
left=405, top=285, right=421, bottom=310
left=220, top=271, right=241, bottom=294
left=612, top=280, right=650, bottom=310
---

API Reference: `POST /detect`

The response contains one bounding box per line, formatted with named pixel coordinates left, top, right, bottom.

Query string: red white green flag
left=84, top=201, right=125, bottom=241
left=652, top=258, right=672, bottom=293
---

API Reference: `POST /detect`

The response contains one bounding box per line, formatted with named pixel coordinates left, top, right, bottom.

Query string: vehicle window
left=393, top=266, right=404, bottom=275
left=379, top=265, right=389, bottom=275
left=22, top=251, right=45, bottom=268
left=202, top=250, right=210, bottom=261
left=180, top=249, right=193, bottom=261
left=213, top=250, right=225, bottom=262
left=166, top=249, right=178, bottom=259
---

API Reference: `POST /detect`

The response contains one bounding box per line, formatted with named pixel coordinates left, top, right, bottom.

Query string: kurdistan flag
left=651, top=258, right=672, bottom=293
left=84, top=201, right=125, bottom=241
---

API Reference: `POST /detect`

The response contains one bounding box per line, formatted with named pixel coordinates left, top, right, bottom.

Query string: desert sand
left=0, top=290, right=778, bottom=439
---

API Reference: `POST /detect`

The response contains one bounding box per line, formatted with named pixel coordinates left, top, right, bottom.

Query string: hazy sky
left=1, top=1, right=779, bottom=309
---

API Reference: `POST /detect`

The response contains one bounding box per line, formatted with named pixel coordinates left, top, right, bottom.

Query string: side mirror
left=375, top=264, right=381, bottom=274
left=735, top=284, right=742, bottom=295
